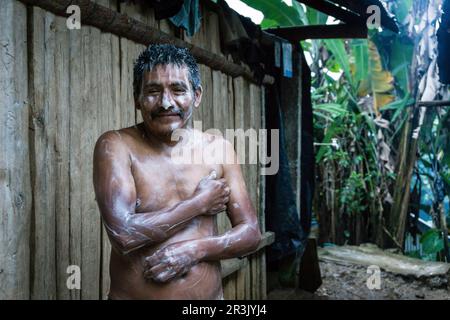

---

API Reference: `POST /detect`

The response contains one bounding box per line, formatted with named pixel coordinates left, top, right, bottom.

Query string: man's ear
left=193, top=86, right=203, bottom=108
left=134, top=96, right=141, bottom=110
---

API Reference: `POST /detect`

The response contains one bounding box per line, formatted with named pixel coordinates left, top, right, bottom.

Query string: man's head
left=133, top=44, right=202, bottom=137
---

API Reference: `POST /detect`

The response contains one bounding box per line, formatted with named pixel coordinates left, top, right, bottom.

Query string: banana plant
left=357, top=41, right=395, bottom=115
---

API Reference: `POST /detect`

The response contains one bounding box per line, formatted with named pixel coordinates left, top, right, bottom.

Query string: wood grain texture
left=0, top=0, right=31, bottom=300
left=3, top=0, right=268, bottom=300
left=29, top=8, right=57, bottom=299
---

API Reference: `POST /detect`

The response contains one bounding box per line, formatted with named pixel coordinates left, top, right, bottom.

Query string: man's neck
left=141, top=122, right=193, bottom=151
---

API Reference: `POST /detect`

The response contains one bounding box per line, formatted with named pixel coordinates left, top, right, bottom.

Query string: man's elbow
left=111, top=236, right=138, bottom=256
left=110, top=230, right=151, bottom=256
left=244, top=221, right=262, bottom=253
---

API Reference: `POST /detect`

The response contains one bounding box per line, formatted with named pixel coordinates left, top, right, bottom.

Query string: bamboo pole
left=417, top=100, right=450, bottom=107
left=17, top=0, right=274, bottom=85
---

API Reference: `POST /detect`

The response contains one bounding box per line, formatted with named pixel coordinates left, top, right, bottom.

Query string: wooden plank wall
left=1, top=0, right=266, bottom=299
left=0, top=0, right=31, bottom=300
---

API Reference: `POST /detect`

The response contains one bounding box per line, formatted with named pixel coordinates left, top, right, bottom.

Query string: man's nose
left=161, top=92, right=174, bottom=110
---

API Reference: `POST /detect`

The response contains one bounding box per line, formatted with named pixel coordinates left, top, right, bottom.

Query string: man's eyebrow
left=143, top=82, right=162, bottom=89
left=170, top=81, right=189, bottom=88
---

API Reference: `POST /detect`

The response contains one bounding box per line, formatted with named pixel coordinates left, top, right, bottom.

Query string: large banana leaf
left=387, top=36, right=414, bottom=96
left=305, top=6, right=328, bottom=25
left=313, top=103, right=347, bottom=122
left=357, top=41, right=395, bottom=114
left=351, top=39, right=369, bottom=87
left=324, top=39, right=354, bottom=90
left=240, top=0, right=303, bottom=28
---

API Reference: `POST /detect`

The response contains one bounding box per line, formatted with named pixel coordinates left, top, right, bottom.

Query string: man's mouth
left=155, top=112, right=181, bottom=117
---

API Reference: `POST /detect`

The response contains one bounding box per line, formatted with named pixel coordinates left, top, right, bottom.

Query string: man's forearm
left=110, top=195, right=206, bottom=254
left=194, top=222, right=261, bottom=261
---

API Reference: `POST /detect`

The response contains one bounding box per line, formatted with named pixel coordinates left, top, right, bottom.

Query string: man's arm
left=93, top=131, right=229, bottom=255
left=144, top=140, right=261, bottom=282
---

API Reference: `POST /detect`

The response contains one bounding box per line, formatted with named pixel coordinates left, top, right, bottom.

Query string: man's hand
left=193, top=171, right=230, bottom=216
left=143, top=240, right=201, bottom=282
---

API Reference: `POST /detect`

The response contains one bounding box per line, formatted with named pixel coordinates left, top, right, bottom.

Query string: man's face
left=136, top=63, right=202, bottom=137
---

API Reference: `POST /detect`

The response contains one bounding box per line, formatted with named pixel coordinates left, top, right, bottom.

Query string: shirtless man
left=93, top=44, right=261, bottom=300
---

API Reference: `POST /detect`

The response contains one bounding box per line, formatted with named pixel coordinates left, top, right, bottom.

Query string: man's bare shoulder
left=94, top=126, right=140, bottom=160
left=95, top=125, right=141, bottom=148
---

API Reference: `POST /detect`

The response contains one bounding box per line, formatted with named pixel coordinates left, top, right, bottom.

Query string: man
left=93, top=44, right=261, bottom=300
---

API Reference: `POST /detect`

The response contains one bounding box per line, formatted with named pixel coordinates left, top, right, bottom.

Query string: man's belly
left=108, top=216, right=223, bottom=300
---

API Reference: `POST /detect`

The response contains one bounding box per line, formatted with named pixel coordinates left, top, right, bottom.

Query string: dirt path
left=268, top=245, right=450, bottom=300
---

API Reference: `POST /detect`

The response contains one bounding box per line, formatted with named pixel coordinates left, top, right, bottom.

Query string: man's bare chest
left=129, top=153, right=223, bottom=212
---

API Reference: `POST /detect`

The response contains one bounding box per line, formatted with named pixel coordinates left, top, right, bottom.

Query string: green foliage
left=240, top=0, right=303, bottom=28
left=373, top=31, right=414, bottom=97
left=340, top=172, right=368, bottom=215
left=242, top=0, right=450, bottom=255
left=357, top=41, right=395, bottom=114
left=351, top=39, right=369, bottom=87
left=324, top=39, right=354, bottom=90
left=305, top=6, right=327, bottom=25
left=420, top=229, right=445, bottom=255
left=410, top=229, right=448, bottom=261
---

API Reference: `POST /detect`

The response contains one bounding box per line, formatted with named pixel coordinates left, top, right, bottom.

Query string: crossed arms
left=93, top=131, right=261, bottom=282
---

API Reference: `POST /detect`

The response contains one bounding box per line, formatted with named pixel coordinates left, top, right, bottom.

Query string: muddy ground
left=268, top=260, right=450, bottom=300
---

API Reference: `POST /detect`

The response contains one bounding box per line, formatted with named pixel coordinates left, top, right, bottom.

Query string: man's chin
left=147, top=121, right=185, bottom=136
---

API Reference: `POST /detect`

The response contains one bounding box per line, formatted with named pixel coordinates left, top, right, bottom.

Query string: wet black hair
left=133, top=44, right=201, bottom=100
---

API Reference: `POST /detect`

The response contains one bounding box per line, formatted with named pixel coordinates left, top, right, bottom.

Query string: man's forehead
left=143, top=63, right=190, bottom=84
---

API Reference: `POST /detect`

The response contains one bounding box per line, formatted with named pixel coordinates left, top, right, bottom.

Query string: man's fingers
left=207, top=170, right=217, bottom=180
left=144, top=264, right=166, bottom=280
left=154, top=269, right=177, bottom=283
left=209, top=204, right=227, bottom=214
left=147, top=265, right=179, bottom=283
left=145, top=254, right=160, bottom=268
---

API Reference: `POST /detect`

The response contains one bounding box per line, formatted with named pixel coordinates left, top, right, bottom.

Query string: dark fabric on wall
left=265, top=48, right=315, bottom=265
left=216, top=0, right=268, bottom=84
left=145, top=0, right=185, bottom=20
left=300, top=49, right=314, bottom=237
left=265, top=82, right=307, bottom=264
left=169, top=0, right=202, bottom=37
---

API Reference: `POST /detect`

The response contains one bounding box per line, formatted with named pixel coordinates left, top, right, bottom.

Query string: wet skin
left=93, top=64, right=261, bottom=299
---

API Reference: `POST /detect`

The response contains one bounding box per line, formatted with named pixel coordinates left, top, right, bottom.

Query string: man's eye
left=173, top=88, right=186, bottom=94
left=147, top=90, right=160, bottom=95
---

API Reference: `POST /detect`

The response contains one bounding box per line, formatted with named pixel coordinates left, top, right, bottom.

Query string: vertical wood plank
left=223, top=75, right=236, bottom=300
left=248, top=83, right=259, bottom=299
left=199, top=65, right=213, bottom=131
left=204, top=11, right=221, bottom=55
left=53, top=14, right=71, bottom=300
left=259, top=86, right=267, bottom=300
left=233, top=77, right=248, bottom=300
left=68, top=11, right=83, bottom=300
left=0, top=0, right=31, bottom=300
left=29, top=8, right=57, bottom=300
left=80, top=25, right=102, bottom=300
left=242, top=80, right=252, bottom=300
left=119, top=1, right=153, bottom=126
left=97, top=0, right=118, bottom=300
